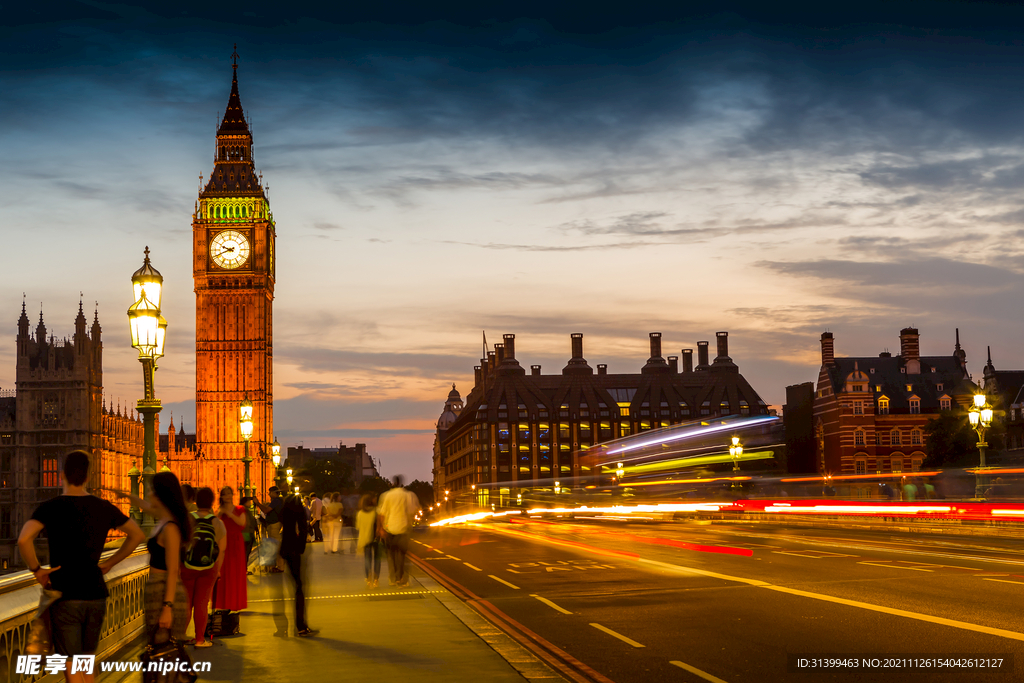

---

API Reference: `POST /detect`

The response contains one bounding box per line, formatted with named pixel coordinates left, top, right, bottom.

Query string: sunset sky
left=5, top=2, right=1024, bottom=481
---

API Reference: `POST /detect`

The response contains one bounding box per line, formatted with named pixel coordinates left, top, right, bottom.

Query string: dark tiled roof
left=826, top=355, right=971, bottom=410
left=986, top=370, right=1024, bottom=408
left=454, top=360, right=766, bottom=429
left=200, top=162, right=264, bottom=198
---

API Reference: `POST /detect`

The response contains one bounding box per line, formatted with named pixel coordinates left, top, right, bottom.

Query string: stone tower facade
left=193, top=57, right=276, bottom=497
left=0, top=303, right=142, bottom=570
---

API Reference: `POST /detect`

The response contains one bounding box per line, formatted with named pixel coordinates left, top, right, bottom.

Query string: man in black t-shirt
left=18, top=450, right=145, bottom=683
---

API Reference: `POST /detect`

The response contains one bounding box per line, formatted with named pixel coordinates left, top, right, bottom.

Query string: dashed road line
left=489, top=575, right=521, bottom=590
left=762, top=584, right=1024, bottom=642
left=670, top=660, right=729, bottom=683
left=463, top=562, right=482, bottom=571
left=531, top=594, right=572, bottom=614
left=446, top=554, right=462, bottom=561
left=983, top=578, right=1024, bottom=586
left=858, top=561, right=933, bottom=572
left=590, top=623, right=644, bottom=648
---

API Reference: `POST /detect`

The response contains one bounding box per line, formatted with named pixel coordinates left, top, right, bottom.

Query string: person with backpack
left=181, top=487, right=227, bottom=648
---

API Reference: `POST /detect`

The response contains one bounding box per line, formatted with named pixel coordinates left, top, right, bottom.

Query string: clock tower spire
left=193, top=51, right=276, bottom=497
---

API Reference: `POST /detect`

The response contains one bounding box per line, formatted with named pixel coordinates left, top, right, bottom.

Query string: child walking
left=356, top=494, right=381, bottom=588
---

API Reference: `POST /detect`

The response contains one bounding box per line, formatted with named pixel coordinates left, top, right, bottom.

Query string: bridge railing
left=0, top=548, right=149, bottom=683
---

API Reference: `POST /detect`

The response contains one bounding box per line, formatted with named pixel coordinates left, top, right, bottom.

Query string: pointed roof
left=217, top=61, right=251, bottom=137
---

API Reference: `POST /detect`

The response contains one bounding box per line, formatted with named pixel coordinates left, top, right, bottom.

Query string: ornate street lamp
left=271, top=438, right=283, bottom=490
left=127, top=247, right=165, bottom=533
left=729, top=436, right=743, bottom=474
left=239, top=394, right=254, bottom=499
left=969, top=393, right=994, bottom=499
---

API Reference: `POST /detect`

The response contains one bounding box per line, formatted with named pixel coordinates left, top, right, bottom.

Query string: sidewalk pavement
left=100, top=538, right=561, bottom=683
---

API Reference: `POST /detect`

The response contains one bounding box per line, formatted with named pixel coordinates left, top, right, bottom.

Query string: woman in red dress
left=214, top=487, right=247, bottom=613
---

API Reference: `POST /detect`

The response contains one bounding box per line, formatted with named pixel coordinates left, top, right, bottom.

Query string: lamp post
left=271, top=438, right=283, bottom=491
left=127, top=247, right=166, bottom=534
left=239, top=394, right=254, bottom=499
left=729, top=436, right=743, bottom=490
left=969, top=393, right=994, bottom=499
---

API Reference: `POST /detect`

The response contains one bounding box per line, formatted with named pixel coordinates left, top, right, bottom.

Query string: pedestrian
left=214, top=487, right=247, bottom=614
left=280, top=493, right=316, bottom=636
left=19, top=451, right=145, bottom=683
left=323, top=493, right=343, bottom=554
left=254, top=487, right=286, bottom=572
left=182, top=484, right=197, bottom=514
left=377, top=475, right=420, bottom=587
left=903, top=479, right=918, bottom=502
left=309, top=492, right=323, bottom=543
left=356, top=493, right=381, bottom=588
left=113, top=471, right=193, bottom=643
left=182, top=486, right=226, bottom=648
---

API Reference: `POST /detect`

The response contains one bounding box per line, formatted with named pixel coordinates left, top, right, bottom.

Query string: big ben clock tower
left=193, top=53, right=275, bottom=496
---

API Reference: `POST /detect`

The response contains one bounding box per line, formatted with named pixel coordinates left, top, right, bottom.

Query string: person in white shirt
left=376, top=476, right=420, bottom=586
left=309, top=493, right=323, bottom=543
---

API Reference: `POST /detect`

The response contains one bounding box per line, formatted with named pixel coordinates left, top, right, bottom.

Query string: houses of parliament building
left=0, top=57, right=277, bottom=569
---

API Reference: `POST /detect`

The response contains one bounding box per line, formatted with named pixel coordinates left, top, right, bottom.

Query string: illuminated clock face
left=210, top=230, right=250, bottom=269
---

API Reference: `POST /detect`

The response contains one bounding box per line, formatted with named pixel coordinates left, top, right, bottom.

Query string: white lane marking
left=762, top=584, right=1024, bottom=642
left=638, top=557, right=769, bottom=586
left=489, top=574, right=521, bottom=590
left=446, top=554, right=462, bottom=561
left=531, top=594, right=572, bottom=614
left=983, top=578, right=1024, bottom=586
left=858, top=561, right=933, bottom=572
left=463, top=562, right=482, bottom=571
left=670, top=660, right=729, bottom=683
left=590, top=623, right=644, bottom=648
left=772, top=550, right=856, bottom=559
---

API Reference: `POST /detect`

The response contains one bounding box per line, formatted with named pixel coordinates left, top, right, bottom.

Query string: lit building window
left=620, top=422, right=632, bottom=437
left=878, top=398, right=889, bottom=415
left=640, top=421, right=651, bottom=431
left=41, top=456, right=59, bottom=488
left=559, top=423, right=570, bottom=439
left=720, top=401, right=731, bottom=415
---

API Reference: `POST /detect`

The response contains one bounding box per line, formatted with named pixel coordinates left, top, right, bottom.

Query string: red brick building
left=813, top=327, right=976, bottom=483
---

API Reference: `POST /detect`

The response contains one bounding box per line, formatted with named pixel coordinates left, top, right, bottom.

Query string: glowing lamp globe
left=239, top=395, right=254, bottom=440
left=974, top=394, right=987, bottom=408
left=981, top=408, right=994, bottom=427
left=969, top=411, right=980, bottom=427
left=131, top=247, right=164, bottom=310
left=127, top=293, right=160, bottom=359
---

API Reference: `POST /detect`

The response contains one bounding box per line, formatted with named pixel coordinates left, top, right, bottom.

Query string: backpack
left=184, top=513, right=219, bottom=570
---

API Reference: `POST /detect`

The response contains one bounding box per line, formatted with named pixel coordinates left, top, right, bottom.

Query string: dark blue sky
left=5, top=2, right=1024, bottom=479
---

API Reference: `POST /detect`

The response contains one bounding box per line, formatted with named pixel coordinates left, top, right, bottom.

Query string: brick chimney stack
left=820, top=332, right=835, bottom=366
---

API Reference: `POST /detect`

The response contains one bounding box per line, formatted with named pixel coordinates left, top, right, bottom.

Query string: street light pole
left=729, top=436, right=743, bottom=490
left=127, top=247, right=166, bottom=535
left=969, top=393, right=994, bottom=500
left=271, top=438, right=282, bottom=491
left=240, top=394, right=254, bottom=500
